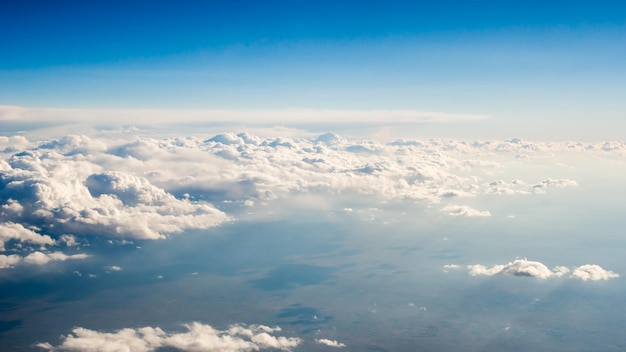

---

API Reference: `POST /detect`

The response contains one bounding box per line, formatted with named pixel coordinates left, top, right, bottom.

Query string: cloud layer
left=1, top=132, right=616, bottom=268
left=37, top=322, right=301, bottom=352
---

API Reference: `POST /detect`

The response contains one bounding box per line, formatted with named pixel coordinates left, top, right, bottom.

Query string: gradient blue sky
left=1, top=0, right=625, bottom=138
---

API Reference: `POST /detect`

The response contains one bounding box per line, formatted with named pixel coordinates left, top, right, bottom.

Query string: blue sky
left=1, top=0, right=625, bottom=138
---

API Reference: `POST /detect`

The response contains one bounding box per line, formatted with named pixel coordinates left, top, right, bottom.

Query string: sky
left=1, top=0, right=626, bottom=139
left=2, top=2, right=626, bottom=352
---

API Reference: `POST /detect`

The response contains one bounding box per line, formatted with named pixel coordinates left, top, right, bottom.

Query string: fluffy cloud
left=468, top=259, right=569, bottom=279
left=532, top=178, right=578, bottom=194
left=1, top=132, right=618, bottom=251
left=0, top=146, right=228, bottom=240
left=570, top=264, right=620, bottom=281
left=0, top=251, right=87, bottom=269
left=0, top=254, right=22, bottom=269
left=316, top=338, right=346, bottom=348
left=467, top=259, right=618, bottom=281
left=0, top=222, right=54, bottom=251
left=23, top=251, right=88, bottom=265
left=37, top=322, right=301, bottom=352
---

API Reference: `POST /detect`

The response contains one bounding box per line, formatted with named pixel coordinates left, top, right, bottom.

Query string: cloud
left=1, top=131, right=614, bottom=251
left=0, top=251, right=87, bottom=269
left=0, top=144, right=228, bottom=240
left=443, top=264, right=461, bottom=272
left=570, top=264, right=620, bottom=281
left=0, top=222, right=54, bottom=251
left=316, top=338, right=346, bottom=348
left=37, top=322, right=301, bottom=352
left=532, top=178, right=578, bottom=194
left=0, top=254, right=22, bottom=269
left=23, top=251, right=88, bottom=265
left=468, top=259, right=568, bottom=279
left=0, top=105, right=489, bottom=126
left=0, top=135, right=30, bottom=153
left=440, top=205, right=491, bottom=217
left=107, top=265, right=122, bottom=272
left=467, top=259, right=619, bottom=281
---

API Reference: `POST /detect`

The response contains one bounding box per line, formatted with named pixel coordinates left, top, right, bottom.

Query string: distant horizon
left=2, top=1, right=625, bottom=140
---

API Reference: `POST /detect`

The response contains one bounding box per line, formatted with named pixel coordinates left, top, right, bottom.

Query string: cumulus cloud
left=316, top=338, right=346, bottom=348
left=0, top=251, right=87, bottom=269
left=0, top=143, right=228, bottom=240
left=570, top=264, right=620, bottom=281
left=1, top=131, right=617, bottom=252
left=467, top=259, right=618, bottom=281
left=0, top=254, right=22, bottom=269
left=37, top=322, right=301, bottom=352
left=0, top=222, right=54, bottom=251
left=468, top=259, right=568, bottom=279
left=440, top=205, right=491, bottom=217
left=23, top=251, right=88, bottom=265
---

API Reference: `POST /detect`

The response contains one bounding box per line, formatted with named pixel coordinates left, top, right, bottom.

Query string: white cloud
left=0, top=254, right=22, bottom=269
left=532, top=178, right=578, bottom=194
left=571, top=264, right=620, bottom=281
left=0, top=222, right=54, bottom=251
left=316, top=338, right=346, bottom=348
left=0, top=251, right=87, bottom=269
left=23, top=251, right=88, bottom=265
left=0, top=135, right=30, bottom=153
left=0, top=141, right=229, bottom=240
left=440, top=205, right=491, bottom=217
left=60, top=235, right=78, bottom=246
left=1, top=131, right=617, bottom=250
left=467, top=259, right=619, bottom=281
left=37, top=322, right=301, bottom=352
left=468, top=259, right=568, bottom=279
left=107, top=265, right=122, bottom=272
left=443, top=264, right=461, bottom=272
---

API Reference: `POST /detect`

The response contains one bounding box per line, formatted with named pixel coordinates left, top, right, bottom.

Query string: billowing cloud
left=316, top=338, right=346, bottom=348
left=468, top=259, right=569, bottom=279
left=0, top=251, right=87, bottom=269
left=37, top=322, right=301, bottom=352
left=0, top=254, right=22, bottom=269
left=23, top=251, right=88, bottom=265
left=0, top=146, right=228, bottom=240
left=1, top=131, right=619, bottom=252
left=570, top=264, right=620, bottom=281
left=0, top=222, right=54, bottom=251
left=467, top=259, right=618, bottom=281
